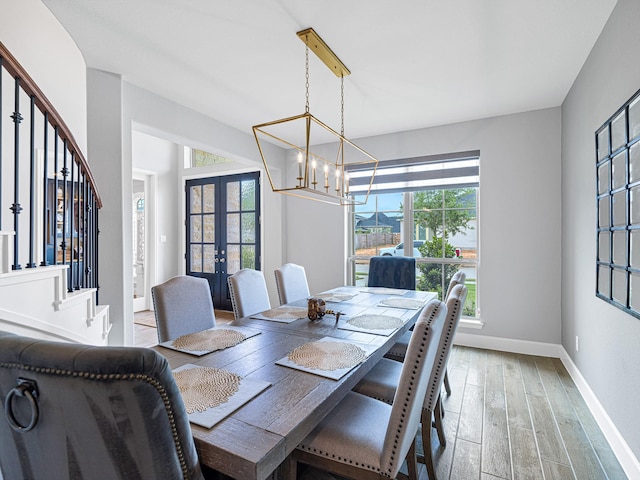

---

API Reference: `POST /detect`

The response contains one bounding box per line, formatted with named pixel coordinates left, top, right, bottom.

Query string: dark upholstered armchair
left=0, top=331, right=205, bottom=480
left=368, top=256, right=416, bottom=290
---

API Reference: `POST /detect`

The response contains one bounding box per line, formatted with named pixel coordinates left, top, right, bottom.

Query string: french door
left=185, top=172, right=260, bottom=311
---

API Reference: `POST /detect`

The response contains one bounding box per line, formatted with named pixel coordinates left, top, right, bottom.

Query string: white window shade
left=348, top=150, right=479, bottom=195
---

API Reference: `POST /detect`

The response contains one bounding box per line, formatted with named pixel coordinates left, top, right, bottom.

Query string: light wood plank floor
left=134, top=313, right=628, bottom=480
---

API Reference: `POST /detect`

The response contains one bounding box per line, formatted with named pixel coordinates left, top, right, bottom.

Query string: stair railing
left=0, top=42, right=102, bottom=295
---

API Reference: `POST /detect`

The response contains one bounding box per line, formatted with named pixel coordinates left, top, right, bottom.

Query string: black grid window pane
left=596, top=88, right=640, bottom=319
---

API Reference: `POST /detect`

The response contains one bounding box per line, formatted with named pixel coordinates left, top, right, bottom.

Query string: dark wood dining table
left=154, top=286, right=435, bottom=480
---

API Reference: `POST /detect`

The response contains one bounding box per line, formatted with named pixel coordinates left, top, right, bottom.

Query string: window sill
left=460, top=318, right=484, bottom=329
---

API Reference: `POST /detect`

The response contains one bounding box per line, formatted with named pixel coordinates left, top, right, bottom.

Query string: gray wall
left=132, top=131, right=180, bottom=286
left=87, top=68, right=130, bottom=345
left=561, top=0, right=640, bottom=458
left=286, top=107, right=563, bottom=344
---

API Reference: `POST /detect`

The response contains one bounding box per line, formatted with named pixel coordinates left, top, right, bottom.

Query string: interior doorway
left=132, top=172, right=154, bottom=312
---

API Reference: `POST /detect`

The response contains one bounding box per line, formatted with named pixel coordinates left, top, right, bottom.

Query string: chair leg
left=420, top=408, right=437, bottom=480
left=443, top=369, right=451, bottom=396
left=407, top=438, right=418, bottom=480
left=434, top=395, right=446, bottom=446
left=281, top=454, right=297, bottom=480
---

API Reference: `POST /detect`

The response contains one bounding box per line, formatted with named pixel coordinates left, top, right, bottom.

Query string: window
left=596, top=88, right=640, bottom=318
left=187, top=148, right=232, bottom=168
left=349, top=151, right=479, bottom=318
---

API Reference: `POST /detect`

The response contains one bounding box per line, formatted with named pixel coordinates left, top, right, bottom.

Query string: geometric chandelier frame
left=252, top=28, right=378, bottom=206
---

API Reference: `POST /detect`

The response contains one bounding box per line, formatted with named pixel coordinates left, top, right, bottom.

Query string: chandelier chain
left=305, top=35, right=310, bottom=114
left=340, top=75, right=345, bottom=137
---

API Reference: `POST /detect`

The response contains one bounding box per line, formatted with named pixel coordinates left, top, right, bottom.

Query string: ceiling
left=42, top=0, right=617, bottom=142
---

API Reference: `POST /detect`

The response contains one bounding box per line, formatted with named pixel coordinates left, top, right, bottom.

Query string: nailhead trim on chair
left=227, top=276, right=240, bottom=320
left=425, top=298, right=460, bottom=413
left=296, top=301, right=445, bottom=479
left=0, top=362, right=191, bottom=480
left=384, top=300, right=443, bottom=477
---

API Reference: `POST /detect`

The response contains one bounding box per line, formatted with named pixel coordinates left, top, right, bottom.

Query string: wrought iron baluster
left=52, top=129, right=59, bottom=265
left=10, top=77, right=23, bottom=270
left=70, top=152, right=76, bottom=291
left=95, top=207, right=100, bottom=299
left=40, top=113, right=49, bottom=266
left=82, top=171, right=88, bottom=288
left=27, top=95, right=36, bottom=268
left=61, top=142, right=68, bottom=284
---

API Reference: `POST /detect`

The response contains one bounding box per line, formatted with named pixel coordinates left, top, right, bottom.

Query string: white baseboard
left=454, top=332, right=565, bottom=357
left=453, top=332, right=640, bottom=480
left=558, top=348, right=640, bottom=480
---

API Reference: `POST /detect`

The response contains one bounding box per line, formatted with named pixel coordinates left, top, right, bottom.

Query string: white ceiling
left=42, top=0, right=617, bottom=141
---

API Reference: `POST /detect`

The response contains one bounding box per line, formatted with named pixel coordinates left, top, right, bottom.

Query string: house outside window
left=348, top=151, right=479, bottom=318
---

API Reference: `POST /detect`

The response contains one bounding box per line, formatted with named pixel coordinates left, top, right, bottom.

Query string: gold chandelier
left=253, top=28, right=378, bottom=206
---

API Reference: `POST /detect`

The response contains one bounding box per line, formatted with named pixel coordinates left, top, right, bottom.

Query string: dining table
left=154, top=285, right=436, bottom=480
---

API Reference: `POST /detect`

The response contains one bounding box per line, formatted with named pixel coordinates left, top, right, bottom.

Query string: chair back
left=380, top=299, right=447, bottom=477
left=151, top=275, right=216, bottom=343
left=368, top=256, right=416, bottom=290
left=274, top=263, right=310, bottom=305
left=423, top=283, right=467, bottom=415
left=0, top=331, right=204, bottom=480
left=227, top=268, right=271, bottom=319
left=445, top=270, right=466, bottom=301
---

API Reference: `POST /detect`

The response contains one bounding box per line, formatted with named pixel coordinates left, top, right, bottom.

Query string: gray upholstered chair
left=0, top=330, right=206, bottom=480
left=227, top=268, right=271, bottom=320
left=284, top=299, right=448, bottom=480
left=368, top=255, right=416, bottom=290
left=352, top=284, right=468, bottom=480
left=385, top=270, right=466, bottom=396
left=151, top=275, right=216, bottom=343
left=274, top=263, right=310, bottom=305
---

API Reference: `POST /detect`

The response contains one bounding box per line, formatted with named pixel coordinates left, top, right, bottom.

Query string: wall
left=286, top=107, right=562, bottom=344
left=562, top=0, right=640, bottom=459
left=87, top=68, right=129, bottom=345
left=132, top=131, right=180, bottom=286
left=0, top=0, right=87, bottom=153
left=124, top=84, right=286, bottom=309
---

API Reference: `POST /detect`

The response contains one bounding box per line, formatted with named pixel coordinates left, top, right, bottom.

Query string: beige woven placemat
left=347, top=314, right=403, bottom=330
left=173, top=367, right=241, bottom=414
left=314, top=292, right=356, bottom=303
left=379, top=297, right=425, bottom=309
left=172, top=329, right=246, bottom=352
left=288, top=341, right=366, bottom=371
left=261, top=306, right=308, bottom=320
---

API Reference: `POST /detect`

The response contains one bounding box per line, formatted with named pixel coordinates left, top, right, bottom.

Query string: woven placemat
left=172, top=329, right=246, bottom=352
left=314, top=292, right=356, bottom=303
left=379, top=297, right=425, bottom=309
left=288, top=341, right=366, bottom=371
left=347, top=314, right=403, bottom=330
left=173, top=367, right=241, bottom=414
left=261, top=306, right=308, bottom=320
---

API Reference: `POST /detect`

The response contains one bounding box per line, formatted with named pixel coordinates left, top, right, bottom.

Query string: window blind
left=348, top=150, right=479, bottom=195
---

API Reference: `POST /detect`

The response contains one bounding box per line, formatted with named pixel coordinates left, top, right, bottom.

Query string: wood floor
left=134, top=313, right=628, bottom=480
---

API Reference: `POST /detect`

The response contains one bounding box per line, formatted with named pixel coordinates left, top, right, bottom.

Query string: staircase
left=0, top=43, right=109, bottom=345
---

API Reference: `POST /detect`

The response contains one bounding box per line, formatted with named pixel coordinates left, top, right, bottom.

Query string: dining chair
left=352, top=284, right=468, bottom=480
left=368, top=256, right=416, bottom=290
left=284, top=299, right=448, bottom=480
left=274, top=263, right=311, bottom=305
left=0, top=330, right=208, bottom=480
left=385, top=270, right=466, bottom=396
left=151, top=275, right=216, bottom=343
left=227, top=268, right=271, bottom=319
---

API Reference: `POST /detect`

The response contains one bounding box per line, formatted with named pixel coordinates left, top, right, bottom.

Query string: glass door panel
left=186, top=172, right=260, bottom=311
